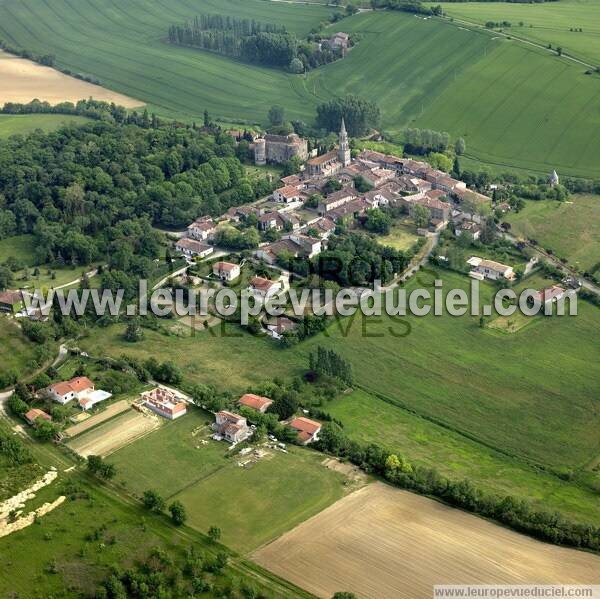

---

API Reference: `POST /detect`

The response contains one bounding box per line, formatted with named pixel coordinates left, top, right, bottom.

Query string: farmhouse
left=288, top=417, right=321, bottom=445
left=248, top=276, right=282, bottom=298
left=47, top=377, right=95, bottom=405
left=403, top=190, right=451, bottom=223
left=532, top=285, right=567, bottom=305
left=187, top=217, right=216, bottom=241
left=142, top=387, right=187, bottom=420
left=214, top=410, right=251, bottom=443
left=212, top=261, right=240, bottom=282
left=0, top=290, right=24, bottom=313
left=309, top=217, right=336, bottom=239
left=175, top=238, right=214, bottom=259
left=273, top=186, right=302, bottom=204
left=467, top=256, right=515, bottom=281
left=255, top=235, right=321, bottom=265
left=330, top=31, right=349, bottom=50
left=239, top=393, right=273, bottom=413
left=455, top=220, right=481, bottom=240
left=24, top=408, right=52, bottom=426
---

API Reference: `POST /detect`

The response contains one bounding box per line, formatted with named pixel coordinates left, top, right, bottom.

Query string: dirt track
left=63, top=400, right=130, bottom=438
left=253, top=482, right=600, bottom=599
left=67, top=411, right=159, bottom=458
left=0, top=51, right=142, bottom=106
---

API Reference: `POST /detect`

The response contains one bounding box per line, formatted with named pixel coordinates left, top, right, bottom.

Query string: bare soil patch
left=252, top=482, right=600, bottom=599
left=67, top=411, right=160, bottom=458
left=63, top=400, right=130, bottom=438
left=0, top=51, right=142, bottom=107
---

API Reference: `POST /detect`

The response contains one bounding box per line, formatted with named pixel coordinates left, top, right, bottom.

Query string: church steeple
left=338, top=117, right=351, bottom=167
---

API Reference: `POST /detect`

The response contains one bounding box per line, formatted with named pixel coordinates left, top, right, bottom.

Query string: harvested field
left=62, top=400, right=130, bottom=438
left=67, top=411, right=160, bottom=458
left=253, top=482, right=600, bottom=599
left=0, top=51, right=142, bottom=107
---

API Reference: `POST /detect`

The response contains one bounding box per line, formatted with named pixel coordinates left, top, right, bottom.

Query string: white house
left=214, top=410, right=251, bottom=443
left=248, top=276, right=282, bottom=298
left=273, top=185, right=301, bottom=204
left=212, top=261, right=241, bottom=282
left=187, top=217, right=216, bottom=241
left=467, top=256, right=515, bottom=281
left=47, top=377, right=95, bottom=405
left=175, top=238, right=214, bottom=259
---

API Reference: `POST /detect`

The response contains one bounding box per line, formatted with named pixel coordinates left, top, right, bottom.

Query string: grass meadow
left=506, top=195, right=600, bottom=273
left=81, top=270, right=600, bottom=483
left=0, top=114, right=90, bottom=137
left=431, top=0, right=600, bottom=66
left=327, top=389, right=600, bottom=525
left=0, top=2, right=598, bottom=176
left=107, top=407, right=349, bottom=553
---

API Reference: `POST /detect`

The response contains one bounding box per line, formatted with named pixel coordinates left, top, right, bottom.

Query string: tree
left=332, top=593, right=358, bottom=599
left=124, top=318, right=143, bottom=342
left=364, top=208, right=391, bottom=235
left=316, top=95, right=381, bottom=136
left=169, top=501, right=187, bottom=526
left=32, top=420, right=58, bottom=442
left=142, top=489, right=165, bottom=512
left=455, top=137, right=466, bottom=156
left=87, top=455, right=116, bottom=479
left=412, top=204, right=431, bottom=228
left=207, top=525, right=221, bottom=543
left=289, top=57, right=304, bottom=73
left=268, top=105, right=285, bottom=127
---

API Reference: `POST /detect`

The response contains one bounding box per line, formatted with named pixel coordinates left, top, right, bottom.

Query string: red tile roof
left=25, top=408, right=52, bottom=424
left=49, top=376, right=94, bottom=396
left=289, top=417, right=321, bottom=435
left=239, top=393, right=273, bottom=411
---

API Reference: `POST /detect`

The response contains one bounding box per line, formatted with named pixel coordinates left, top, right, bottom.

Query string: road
left=500, top=229, right=600, bottom=297
left=444, top=14, right=596, bottom=71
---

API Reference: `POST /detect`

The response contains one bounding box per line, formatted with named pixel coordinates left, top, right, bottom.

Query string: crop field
left=0, top=50, right=142, bottom=106
left=506, top=195, right=600, bottom=273
left=431, top=0, right=600, bottom=66
left=326, top=390, right=600, bottom=524
left=253, top=482, right=600, bottom=599
left=108, top=407, right=350, bottom=553
left=0, top=113, right=90, bottom=137
left=0, top=1, right=597, bottom=176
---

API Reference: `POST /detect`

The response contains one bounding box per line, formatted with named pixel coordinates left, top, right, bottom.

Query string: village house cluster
left=174, top=119, right=501, bottom=276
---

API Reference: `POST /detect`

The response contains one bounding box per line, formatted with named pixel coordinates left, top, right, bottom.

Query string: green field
left=377, top=222, right=419, bottom=251
left=0, top=113, right=90, bottom=137
left=431, top=0, right=600, bottom=66
left=108, top=407, right=349, bottom=553
left=506, top=195, right=600, bottom=272
left=81, top=271, right=600, bottom=473
left=327, top=389, right=600, bottom=524
left=0, top=1, right=598, bottom=176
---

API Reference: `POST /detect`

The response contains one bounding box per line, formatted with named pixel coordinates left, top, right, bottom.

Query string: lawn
left=79, top=321, right=304, bottom=393
left=506, top=195, right=600, bottom=273
left=0, top=114, right=90, bottom=138
left=172, top=447, right=349, bottom=553
left=430, top=0, right=600, bottom=66
left=0, top=2, right=597, bottom=176
left=107, top=405, right=350, bottom=554
left=108, top=408, right=229, bottom=498
left=326, top=390, right=600, bottom=525
left=377, top=222, right=419, bottom=251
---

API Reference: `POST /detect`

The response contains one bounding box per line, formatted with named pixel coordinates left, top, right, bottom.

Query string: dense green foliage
left=0, top=428, right=33, bottom=466
left=316, top=95, right=380, bottom=136
left=0, top=120, right=268, bottom=278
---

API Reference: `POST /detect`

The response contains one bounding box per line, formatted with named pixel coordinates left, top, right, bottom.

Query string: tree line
left=167, top=13, right=345, bottom=73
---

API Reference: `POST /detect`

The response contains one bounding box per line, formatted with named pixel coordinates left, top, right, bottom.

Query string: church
left=305, top=118, right=351, bottom=178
